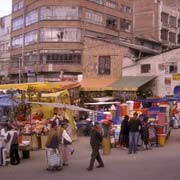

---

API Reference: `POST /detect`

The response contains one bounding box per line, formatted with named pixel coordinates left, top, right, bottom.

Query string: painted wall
left=123, top=48, right=180, bottom=96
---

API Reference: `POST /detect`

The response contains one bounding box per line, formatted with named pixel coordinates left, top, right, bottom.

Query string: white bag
left=48, top=149, right=60, bottom=167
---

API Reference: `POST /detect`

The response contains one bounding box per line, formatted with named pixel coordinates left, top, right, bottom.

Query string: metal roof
left=107, top=76, right=156, bottom=91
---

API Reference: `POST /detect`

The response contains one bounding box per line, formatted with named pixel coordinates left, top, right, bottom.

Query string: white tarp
left=28, top=101, right=94, bottom=112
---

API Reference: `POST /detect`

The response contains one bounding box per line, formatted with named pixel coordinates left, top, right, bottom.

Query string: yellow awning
left=0, top=81, right=80, bottom=91
left=0, top=82, right=63, bottom=90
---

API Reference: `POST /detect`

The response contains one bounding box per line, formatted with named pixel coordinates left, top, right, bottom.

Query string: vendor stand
left=134, top=96, right=180, bottom=146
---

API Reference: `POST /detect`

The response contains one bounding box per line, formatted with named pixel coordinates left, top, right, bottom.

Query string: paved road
left=1, top=129, right=180, bottom=180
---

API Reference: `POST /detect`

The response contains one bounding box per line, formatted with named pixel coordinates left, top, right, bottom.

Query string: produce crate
left=22, top=134, right=41, bottom=150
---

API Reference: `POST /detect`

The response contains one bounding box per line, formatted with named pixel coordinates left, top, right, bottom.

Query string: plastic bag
left=49, top=149, right=60, bottom=167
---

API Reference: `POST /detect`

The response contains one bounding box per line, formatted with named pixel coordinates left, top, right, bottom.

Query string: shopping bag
left=49, top=149, right=60, bottom=167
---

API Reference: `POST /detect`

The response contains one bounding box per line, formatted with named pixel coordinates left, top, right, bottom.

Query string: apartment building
left=10, top=0, right=134, bottom=83
left=134, top=0, right=180, bottom=49
left=162, top=0, right=180, bottom=8
left=0, top=15, right=11, bottom=83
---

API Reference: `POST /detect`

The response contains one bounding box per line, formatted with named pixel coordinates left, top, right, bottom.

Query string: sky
left=0, top=0, right=12, bottom=17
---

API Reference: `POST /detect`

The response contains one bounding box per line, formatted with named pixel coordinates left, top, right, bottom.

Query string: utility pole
left=19, top=57, right=21, bottom=83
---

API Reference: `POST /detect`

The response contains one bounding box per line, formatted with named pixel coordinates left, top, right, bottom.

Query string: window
left=169, top=32, right=176, bottom=43
left=40, top=50, right=82, bottom=64
left=161, top=29, right=168, bottom=41
left=169, top=16, right=176, bottom=28
left=24, top=51, right=37, bottom=65
left=13, top=0, right=23, bottom=12
left=165, top=62, right=177, bottom=74
left=40, top=6, right=81, bottom=20
left=178, top=34, right=180, bottom=44
left=10, top=55, right=21, bottom=68
left=98, top=56, right=111, bottom=75
left=120, top=4, right=132, bottom=13
left=26, top=10, right=38, bottom=26
left=141, top=64, right=151, bottom=73
left=0, top=17, right=5, bottom=27
left=0, top=41, right=9, bottom=53
left=105, top=0, right=118, bottom=9
left=106, top=16, right=118, bottom=30
left=25, top=30, right=38, bottom=46
left=12, top=35, right=23, bottom=48
left=178, top=19, right=180, bottom=28
left=161, top=12, right=168, bottom=24
left=85, top=10, right=103, bottom=25
left=88, top=0, right=103, bottom=4
left=120, top=18, right=132, bottom=32
left=40, top=28, right=81, bottom=42
left=0, top=62, right=3, bottom=71
left=12, top=16, right=23, bottom=30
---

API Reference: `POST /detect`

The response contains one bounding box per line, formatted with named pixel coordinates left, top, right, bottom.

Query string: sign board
left=172, top=73, right=180, bottom=80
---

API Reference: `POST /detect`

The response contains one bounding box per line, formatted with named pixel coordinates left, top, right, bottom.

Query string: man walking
left=87, top=122, right=104, bottom=171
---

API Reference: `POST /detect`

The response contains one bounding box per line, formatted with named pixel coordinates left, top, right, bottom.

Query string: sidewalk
left=0, top=129, right=180, bottom=180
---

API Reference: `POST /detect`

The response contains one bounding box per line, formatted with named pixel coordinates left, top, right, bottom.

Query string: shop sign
left=158, top=63, right=165, bottom=71
left=172, top=73, right=180, bottom=80
left=165, top=77, right=171, bottom=85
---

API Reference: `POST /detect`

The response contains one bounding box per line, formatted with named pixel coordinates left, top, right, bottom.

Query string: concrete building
left=123, top=48, right=180, bottom=97
left=162, top=0, right=180, bottom=8
left=0, top=15, right=11, bottom=83
left=134, top=0, right=180, bottom=50
left=10, top=0, right=134, bottom=83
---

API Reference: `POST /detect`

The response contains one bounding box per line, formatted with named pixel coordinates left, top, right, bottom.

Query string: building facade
left=0, top=15, right=11, bottom=83
left=10, top=0, right=133, bottom=83
left=123, top=48, right=180, bottom=97
left=134, top=0, right=180, bottom=49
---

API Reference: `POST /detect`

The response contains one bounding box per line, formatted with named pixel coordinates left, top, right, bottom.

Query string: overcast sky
left=0, top=0, right=12, bottom=17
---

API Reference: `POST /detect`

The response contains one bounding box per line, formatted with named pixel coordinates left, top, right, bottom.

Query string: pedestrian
left=63, top=119, right=75, bottom=155
left=141, top=117, right=150, bottom=150
left=50, top=113, right=61, bottom=127
left=46, top=121, right=62, bottom=170
left=5, top=125, right=20, bottom=165
left=46, top=121, right=59, bottom=150
left=128, top=112, right=141, bottom=154
left=59, top=121, right=73, bottom=166
left=119, top=115, right=129, bottom=148
left=149, top=120, right=158, bottom=147
left=87, top=122, right=104, bottom=171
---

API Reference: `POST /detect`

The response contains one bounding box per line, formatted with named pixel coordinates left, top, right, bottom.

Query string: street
left=1, top=129, right=180, bottom=180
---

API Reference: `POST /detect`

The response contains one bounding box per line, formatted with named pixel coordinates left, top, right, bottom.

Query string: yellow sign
left=172, top=73, right=180, bottom=80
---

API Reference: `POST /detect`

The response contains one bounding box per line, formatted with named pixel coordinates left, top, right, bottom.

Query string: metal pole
left=19, top=57, right=21, bottom=83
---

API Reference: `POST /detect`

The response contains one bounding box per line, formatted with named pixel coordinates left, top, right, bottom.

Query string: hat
left=60, top=120, right=68, bottom=126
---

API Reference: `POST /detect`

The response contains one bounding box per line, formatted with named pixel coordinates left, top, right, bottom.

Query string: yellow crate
left=102, top=137, right=111, bottom=155
left=158, top=134, right=166, bottom=146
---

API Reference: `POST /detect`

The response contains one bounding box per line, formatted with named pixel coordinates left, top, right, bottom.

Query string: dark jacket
left=129, top=118, right=141, bottom=132
left=90, top=128, right=103, bottom=147
left=120, top=119, right=129, bottom=135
